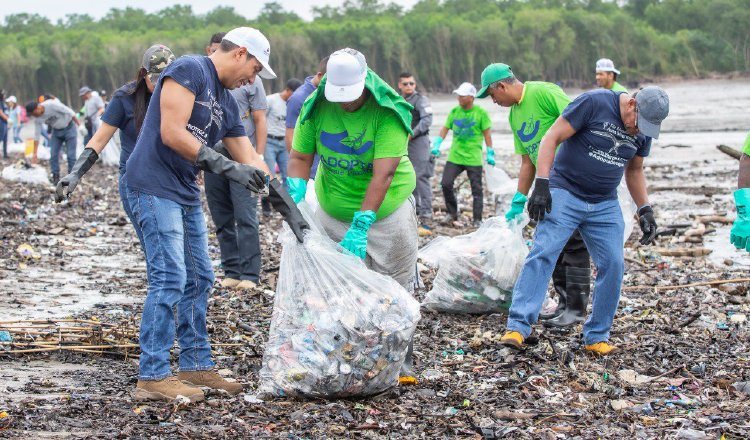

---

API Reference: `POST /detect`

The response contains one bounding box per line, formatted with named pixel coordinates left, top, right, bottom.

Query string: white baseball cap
left=452, top=82, right=477, bottom=97
left=595, top=58, right=620, bottom=75
left=223, top=27, right=276, bottom=80
left=5, top=95, right=16, bottom=103
left=324, top=48, right=368, bottom=103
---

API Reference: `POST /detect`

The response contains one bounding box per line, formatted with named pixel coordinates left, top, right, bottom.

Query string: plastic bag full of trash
left=1, top=161, right=50, bottom=185
left=258, top=202, right=421, bottom=399
left=484, top=165, right=517, bottom=196
left=99, top=138, right=121, bottom=167
left=419, top=216, right=529, bottom=314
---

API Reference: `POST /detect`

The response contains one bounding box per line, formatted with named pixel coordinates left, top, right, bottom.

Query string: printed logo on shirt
left=453, top=118, right=477, bottom=139
left=189, top=88, right=223, bottom=145
left=516, top=116, right=540, bottom=143
left=586, top=122, right=639, bottom=167
left=320, top=130, right=374, bottom=155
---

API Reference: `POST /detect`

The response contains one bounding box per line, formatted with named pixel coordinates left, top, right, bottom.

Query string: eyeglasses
left=400, top=82, right=415, bottom=86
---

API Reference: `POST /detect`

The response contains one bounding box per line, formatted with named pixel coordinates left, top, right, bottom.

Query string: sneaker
left=472, top=220, right=482, bottom=228
left=499, top=331, right=524, bottom=349
left=584, top=341, right=620, bottom=356
left=234, top=280, right=257, bottom=290
left=133, top=376, right=204, bottom=403
left=417, top=224, right=433, bottom=237
left=220, top=278, right=241, bottom=288
left=177, top=370, right=244, bottom=395
left=440, top=214, right=458, bottom=226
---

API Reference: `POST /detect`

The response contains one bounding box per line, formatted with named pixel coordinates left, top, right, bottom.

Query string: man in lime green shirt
left=286, top=48, right=418, bottom=291
left=477, top=62, right=591, bottom=329
left=595, top=58, right=628, bottom=93
left=730, top=131, right=750, bottom=251
left=431, top=82, right=493, bottom=226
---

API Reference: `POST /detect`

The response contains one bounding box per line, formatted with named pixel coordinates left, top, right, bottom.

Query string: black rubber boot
left=543, top=267, right=590, bottom=328
left=52, top=173, right=60, bottom=186
left=540, top=264, right=567, bottom=320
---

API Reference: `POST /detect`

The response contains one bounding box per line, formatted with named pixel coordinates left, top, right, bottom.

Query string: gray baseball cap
left=78, top=86, right=92, bottom=97
left=635, top=86, right=669, bottom=139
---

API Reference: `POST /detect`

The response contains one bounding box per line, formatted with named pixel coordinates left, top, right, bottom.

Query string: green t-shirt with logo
left=610, top=81, right=628, bottom=93
left=743, top=130, right=750, bottom=156
left=444, top=105, right=492, bottom=166
left=293, top=95, right=416, bottom=222
left=509, top=81, right=571, bottom=166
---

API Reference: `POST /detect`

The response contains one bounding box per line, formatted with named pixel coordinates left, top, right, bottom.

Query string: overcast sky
left=2, top=0, right=419, bottom=22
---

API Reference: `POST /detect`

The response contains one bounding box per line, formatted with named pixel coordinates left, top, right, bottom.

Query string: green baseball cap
left=476, top=63, right=513, bottom=98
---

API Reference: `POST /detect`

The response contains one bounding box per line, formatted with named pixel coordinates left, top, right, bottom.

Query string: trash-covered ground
left=2, top=80, right=750, bottom=439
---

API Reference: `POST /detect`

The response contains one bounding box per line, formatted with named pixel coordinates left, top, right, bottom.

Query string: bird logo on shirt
left=591, top=130, right=638, bottom=156
left=453, top=118, right=477, bottom=139
left=320, top=130, right=374, bottom=155
left=516, top=116, right=540, bottom=143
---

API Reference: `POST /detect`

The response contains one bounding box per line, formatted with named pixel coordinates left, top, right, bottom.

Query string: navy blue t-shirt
left=125, top=56, right=246, bottom=206
left=285, top=76, right=317, bottom=129
left=100, top=81, right=146, bottom=175
left=550, top=89, right=651, bottom=202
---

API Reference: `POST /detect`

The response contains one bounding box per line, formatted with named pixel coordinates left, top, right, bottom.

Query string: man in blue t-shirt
left=125, top=27, right=275, bottom=403
left=500, top=86, right=669, bottom=356
left=284, top=56, right=328, bottom=177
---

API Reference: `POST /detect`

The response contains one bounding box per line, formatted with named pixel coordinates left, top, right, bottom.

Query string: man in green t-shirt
left=286, top=48, right=418, bottom=291
left=431, top=82, right=493, bottom=226
left=477, top=63, right=591, bottom=329
left=730, top=131, right=750, bottom=251
left=595, top=58, right=628, bottom=93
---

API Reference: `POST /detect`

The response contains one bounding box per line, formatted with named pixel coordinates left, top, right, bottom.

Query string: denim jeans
left=507, top=188, right=624, bottom=345
left=264, top=137, right=289, bottom=190
left=13, top=123, right=22, bottom=144
left=127, top=189, right=215, bottom=380
left=118, top=173, right=144, bottom=250
left=49, top=123, right=77, bottom=175
left=204, top=172, right=261, bottom=282
left=0, top=123, right=7, bottom=158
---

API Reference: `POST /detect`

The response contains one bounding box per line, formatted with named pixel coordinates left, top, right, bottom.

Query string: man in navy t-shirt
left=125, top=27, right=275, bottom=403
left=500, top=86, right=669, bottom=356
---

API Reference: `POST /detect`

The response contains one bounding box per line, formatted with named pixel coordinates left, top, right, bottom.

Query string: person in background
left=204, top=31, right=269, bottom=290
left=25, top=97, right=80, bottom=184
left=398, top=71, right=434, bottom=234
left=6, top=96, right=23, bottom=145
left=730, top=131, right=750, bottom=251
left=285, top=57, right=328, bottom=178
left=264, top=78, right=302, bottom=190
left=55, top=45, right=176, bottom=249
left=432, top=82, right=494, bottom=227
left=100, top=90, right=109, bottom=108
left=0, top=91, right=8, bottom=159
left=595, top=58, right=628, bottom=93
left=79, top=86, right=105, bottom=145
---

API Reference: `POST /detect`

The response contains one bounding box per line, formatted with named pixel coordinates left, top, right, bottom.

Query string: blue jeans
left=12, top=123, right=22, bottom=144
left=0, top=123, right=7, bottom=158
left=118, top=173, right=144, bottom=250
left=204, top=172, right=261, bottom=282
left=127, top=189, right=215, bottom=380
left=507, top=188, right=624, bottom=345
left=264, top=137, right=289, bottom=190
left=49, top=123, right=77, bottom=175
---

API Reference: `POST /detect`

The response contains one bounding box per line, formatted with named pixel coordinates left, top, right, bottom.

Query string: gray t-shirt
left=229, top=80, right=267, bottom=145
left=33, top=99, right=76, bottom=140
left=265, top=93, right=287, bottom=138
left=84, top=93, right=105, bottom=125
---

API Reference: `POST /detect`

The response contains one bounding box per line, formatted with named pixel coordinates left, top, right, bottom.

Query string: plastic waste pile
left=1, top=161, right=50, bottom=185
left=420, top=216, right=529, bottom=314
left=258, top=202, right=420, bottom=399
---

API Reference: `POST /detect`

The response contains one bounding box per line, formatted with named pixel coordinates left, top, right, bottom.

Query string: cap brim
left=638, top=115, right=661, bottom=139
left=476, top=85, right=490, bottom=99
left=325, top=80, right=365, bottom=103
left=258, top=59, right=276, bottom=80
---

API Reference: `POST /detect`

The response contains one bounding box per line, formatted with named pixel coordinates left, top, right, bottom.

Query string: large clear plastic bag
left=618, top=179, right=637, bottom=245
left=420, top=216, right=529, bottom=314
left=484, top=165, right=518, bottom=196
left=1, top=162, right=50, bottom=185
left=258, top=202, right=421, bottom=399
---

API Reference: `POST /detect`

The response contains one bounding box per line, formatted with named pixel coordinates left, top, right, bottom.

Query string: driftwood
left=623, top=277, right=750, bottom=292
left=652, top=247, right=712, bottom=257
left=717, top=144, right=742, bottom=160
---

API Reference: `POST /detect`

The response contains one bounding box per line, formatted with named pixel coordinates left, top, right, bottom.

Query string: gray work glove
left=195, top=144, right=267, bottom=194
left=55, top=147, right=99, bottom=203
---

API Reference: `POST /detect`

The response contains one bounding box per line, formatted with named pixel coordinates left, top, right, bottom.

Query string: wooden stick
left=625, top=256, right=648, bottom=268
left=717, top=144, right=741, bottom=160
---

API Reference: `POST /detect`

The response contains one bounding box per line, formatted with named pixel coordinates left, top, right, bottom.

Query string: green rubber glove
left=731, top=188, right=750, bottom=251
left=286, top=177, right=307, bottom=204
left=340, top=210, right=376, bottom=259
left=505, top=191, right=528, bottom=222
left=486, top=149, right=496, bottom=166
left=431, top=136, right=443, bottom=156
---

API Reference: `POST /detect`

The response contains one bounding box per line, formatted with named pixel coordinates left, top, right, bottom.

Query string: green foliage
left=1, top=0, right=748, bottom=105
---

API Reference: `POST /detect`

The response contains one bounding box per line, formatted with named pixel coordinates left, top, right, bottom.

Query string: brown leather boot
left=177, top=370, right=244, bottom=395
left=133, top=376, right=204, bottom=403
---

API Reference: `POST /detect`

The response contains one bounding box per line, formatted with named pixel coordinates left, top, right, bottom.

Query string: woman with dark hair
left=55, top=44, right=176, bottom=245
